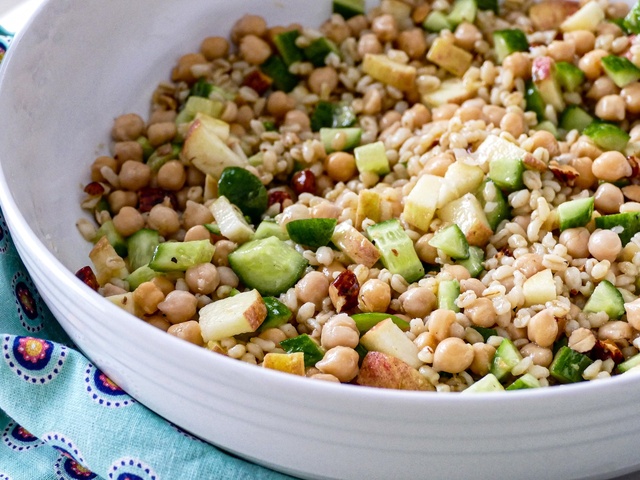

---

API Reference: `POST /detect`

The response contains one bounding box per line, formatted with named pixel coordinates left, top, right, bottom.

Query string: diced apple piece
left=427, top=37, right=473, bottom=77
left=360, top=318, right=421, bottom=369
left=89, top=236, right=129, bottom=286
left=532, top=57, right=565, bottom=112
left=356, top=351, right=435, bottom=391
left=106, top=292, right=143, bottom=318
left=522, top=269, right=557, bottom=306
left=194, top=112, right=230, bottom=141
left=263, top=352, right=306, bottom=376
left=560, top=0, right=605, bottom=33
left=438, top=162, right=486, bottom=208
left=475, top=134, right=528, bottom=168
left=182, top=114, right=245, bottom=178
left=209, top=196, right=254, bottom=244
left=356, top=189, right=382, bottom=228
left=331, top=222, right=381, bottom=268
left=437, top=193, right=493, bottom=247
left=199, top=289, right=267, bottom=342
left=529, top=0, right=580, bottom=31
left=421, top=78, right=478, bottom=108
left=403, top=174, right=443, bottom=232
left=362, top=53, right=417, bottom=91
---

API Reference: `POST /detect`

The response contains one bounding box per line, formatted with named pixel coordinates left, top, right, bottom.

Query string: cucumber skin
left=351, top=312, right=410, bottom=334
left=557, top=197, right=594, bottom=231
left=127, top=228, right=160, bottom=272
left=583, top=122, right=630, bottom=152
left=286, top=218, right=337, bottom=248
left=148, top=240, right=215, bottom=272
left=280, top=334, right=324, bottom=367
left=218, top=167, right=268, bottom=222
left=595, top=212, right=640, bottom=245
left=583, top=280, right=625, bottom=319
left=549, top=346, right=592, bottom=384
left=428, top=224, right=470, bottom=260
left=367, top=219, right=425, bottom=283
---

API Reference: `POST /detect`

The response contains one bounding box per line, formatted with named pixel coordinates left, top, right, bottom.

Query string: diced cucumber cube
left=525, top=80, right=546, bottom=122
left=476, top=179, right=510, bottom=231
left=559, top=105, right=594, bottom=133
left=273, top=29, right=304, bottom=66
left=354, top=141, right=390, bottom=175
left=617, top=352, right=640, bottom=374
left=367, top=219, right=425, bottom=283
left=258, top=296, right=293, bottom=331
left=448, top=0, right=477, bottom=26
left=253, top=220, right=289, bottom=241
left=94, top=220, right=128, bottom=258
left=624, top=0, right=640, bottom=34
left=489, top=156, right=524, bottom=192
left=601, top=55, right=640, bottom=88
left=549, top=346, right=593, bottom=384
left=490, top=338, right=523, bottom=381
left=286, top=218, right=337, bottom=248
left=428, top=224, right=470, bottom=260
left=423, top=11, right=453, bottom=32
left=457, top=245, right=485, bottom=278
left=333, top=0, right=365, bottom=19
left=595, top=211, right=640, bottom=245
left=320, top=127, right=362, bottom=153
left=351, top=312, right=410, bottom=334
left=557, top=197, right=594, bottom=231
left=493, top=29, right=529, bottom=64
left=261, top=55, right=299, bottom=92
left=555, top=61, right=585, bottom=92
left=461, top=373, right=504, bottom=393
left=438, top=279, right=460, bottom=312
left=218, top=167, right=268, bottom=222
left=583, top=280, right=625, bottom=319
left=583, top=122, right=630, bottom=152
left=127, top=228, right=160, bottom=272
left=149, top=240, right=215, bottom=272
left=304, top=37, right=340, bottom=67
left=280, top=334, right=325, bottom=367
left=506, top=373, right=541, bottom=390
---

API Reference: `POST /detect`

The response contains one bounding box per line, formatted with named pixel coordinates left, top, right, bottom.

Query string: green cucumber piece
left=228, top=236, right=308, bottom=296
left=204, top=223, right=221, bottom=235
left=254, top=220, right=289, bottom=241
left=617, top=352, right=640, bottom=373
left=475, top=0, right=498, bottom=13
left=286, top=218, right=337, bottom=248
left=535, top=120, right=559, bottom=138
left=367, top=219, right=425, bottom=283
left=354, top=141, right=390, bottom=175
left=525, top=80, right=546, bottom=122
left=457, top=245, right=485, bottom=278
left=601, top=55, right=640, bottom=88
left=476, top=179, right=510, bottom=231
left=461, top=373, right=504, bottom=393
left=350, top=312, right=411, bottom=334
left=583, top=280, right=625, bottom=319
left=595, top=211, right=640, bottom=245
left=448, top=0, right=477, bottom=26
left=137, top=136, right=154, bottom=160
left=258, top=296, right=293, bottom=331
left=493, top=29, right=529, bottom=64
left=190, top=78, right=214, bottom=98
left=437, top=279, right=460, bottom=312
left=490, top=338, right=523, bottom=381
left=624, top=0, right=640, bottom=33
left=471, top=326, right=498, bottom=342
left=333, top=0, right=365, bottom=19
left=147, top=143, right=181, bottom=172
left=488, top=156, right=524, bottom=192
left=126, top=265, right=159, bottom=290
left=273, top=29, right=304, bottom=66
left=557, top=197, right=594, bottom=231
left=127, top=228, right=160, bottom=272
left=422, top=11, right=453, bottom=32
left=175, top=95, right=223, bottom=124
left=320, top=127, right=362, bottom=153
left=310, top=101, right=357, bottom=131
left=94, top=220, right=127, bottom=258
left=280, top=334, right=324, bottom=367
left=549, top=346, right=593, bottom=384
left=304, top=37, right=340, bottom=67
left=506, top=373, right=541, bottom=390
left=149, top=240, right=215, bottom=272
left=555, top=61, right=585, bottom=92
left=428, top=224, right=470, bottom=260
left=583, top=122, right=630, bottom=152
left=261, top=55, right=299, bottom=93
left=559, top=105, right=593, bottom=133
left=218, top=167, right=268, bottom=222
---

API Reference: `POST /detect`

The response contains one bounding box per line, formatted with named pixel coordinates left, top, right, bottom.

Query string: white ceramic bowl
left=1, top=1, right=640, bottom=479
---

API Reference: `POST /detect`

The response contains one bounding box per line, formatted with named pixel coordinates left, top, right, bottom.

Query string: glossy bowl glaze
left=1, top=1, right=639, bottom=478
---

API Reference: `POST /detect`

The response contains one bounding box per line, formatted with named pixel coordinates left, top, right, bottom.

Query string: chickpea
left=453, top=22, right=482, bottom=51
left=482, top=105, right=506, bottom=126
left=456, top=105, right=483, bottom=122
left=266, top=91, right=295, bottom=119
left=157, top=160, right=187, bottom=191
left=186, top=166, right=206, bottom=187
left=598, top=321, right=633, bottom=341
left=184, top=225, right=212, bottom=242
left=167, top=320, right=204, bottom=346
left=152, top=276, right=175, bottom=296
left=308, top=67, right=339, bottom=95
left=108, top=190, right=138, bottom=215
left=147, top=122, right=177, bottom=147
left=371, top=13, right=398, bottom=42
left=578, top=49, right=608, bottom=81
left=502, top=51, right=531, bottom=79
left=112, top=113, right=145, bottom=142
left=432, top=104, right=458, bottom=121
left=500, top=111, right=526, bottom=138
left=182, top=201, right=213, bottom=231
left=547, top=40, right=575, bottom=63
left=401, top=286, right=437, bottom=319
left=184, top=263, right=220, bottom=295
left=559, top=227, right=591, bottom=259
left=114, top=141, right=143, bottom=163
left=358, top=279, right=391, bottom=312
left=621, top=82, right=640, bottom=114
left=464, top=297, right=496, bottom=328
left=422, top=152, right=454, bottom=176
left=118, top=160, right=151, bottom=191
left=460, top=278, right=485, bottom=297
left=357, top=33, right=383, bottom=57
left=415, top=233, right=438, bottom=264
left=149, top=109, right=177, bottom=125
left=563, top=30, right=595, bottom=56
left=569, top=156, right=597, bottom=190
left=396, top=28, right=427, bottom=60
left=346, top=14, right=368, bottom=36
left=310, top=373, right=341, bottom=382
left=432, top=337, right=474, bottom=374
left=527, top=309, right=558, bottom=348
left=404, top=104, right=431, bottom=129
left=592, top=151, right=631, bottom=182
left=112, top=206, right=145, bottom=237
left=428, top=308, right=455, bottom=342
left=325, top=152, right=357, bottom=183
left=321, top=314, right=360, bottom=349
left=594, top=183, right=623, bottom=214
left=470, top=343, right=496, bottom=377
left=322, top=260, right=346, bottom=279
left=236, top=105, right=254, bottom=129
left=315, top=346, right=360, bottom=382
left=91, top=156, right=119, bottom=182
left=133, top=281, right=165, bottom=315
left=200, top=36, right=229, bottom=60
left=239, top=35, right=272, bottom=65
left=512, top=253, right=544, bottom=278
left=295, top=271, right=330, bottom=308
left=587, top=77, right=619, bottom=101
left=310, top=201, right=341, bottom=219
left=213, top=240, right=237, bottom=267
left=231, top=14, right=267, bottom=44
left=321, top=18, right=350, bottom=45
left=520, top=343, right=553, bottom=367
left=147, top=204, right=180, bottom=237
left=530, top=130, right=560, bottom=158
left=284, top=110, right=311, bottom=131
left=588, top=229, right=622, bottom=262
left=146, top=315, right=171, bottom=331
left=171, top=53, right=207, bottom=83
left=157, top=290, right=198, bottom=324
left=217, top=266, right=239, bottom=288
left=595, top=95, right=626, bottom=122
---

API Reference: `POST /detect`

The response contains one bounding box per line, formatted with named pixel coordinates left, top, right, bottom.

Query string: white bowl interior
left=2, top=1, right=640, bottom=479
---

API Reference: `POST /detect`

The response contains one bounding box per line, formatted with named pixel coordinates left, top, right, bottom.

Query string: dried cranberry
left=329, top=270, right=360, bottom=313
left=268, top=190, right=292, bottom=209
left=83, top=182, right=105, bottom=196
left=242, top=70, right=273, bottom=96
left=137, top=187, right=178, bottom=213
left=75, top=266, right=99, bottom=291
left=291, top=169, right=316, bottom=196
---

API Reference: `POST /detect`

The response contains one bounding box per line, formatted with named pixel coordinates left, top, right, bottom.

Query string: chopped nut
left=568, top=327, right=596, bottom=353
left=549, top=160, right=579, bottom=185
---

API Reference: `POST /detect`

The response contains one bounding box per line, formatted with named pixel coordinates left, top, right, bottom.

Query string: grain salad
left=76, top=0, right=640, bottom=392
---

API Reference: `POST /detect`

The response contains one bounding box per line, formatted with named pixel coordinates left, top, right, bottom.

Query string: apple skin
left=263, top=352, right=306, bottom=376
left=356, top=351, right=435, bottom=391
